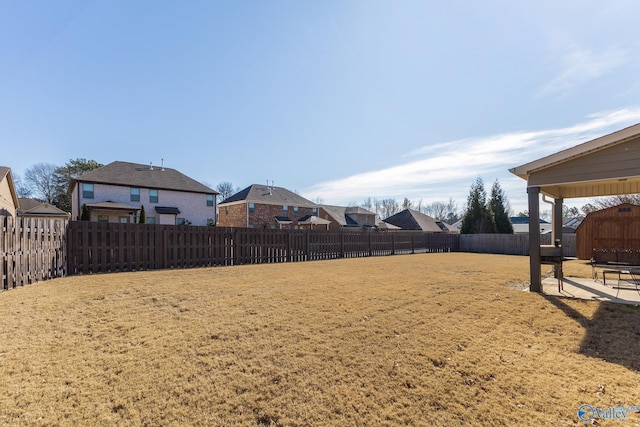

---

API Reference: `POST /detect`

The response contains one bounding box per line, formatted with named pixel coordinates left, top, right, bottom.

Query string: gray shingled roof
left=0, top=166, right=10, bottom=180
left=71, top=161, right=217, bottom=194
left=320, top=204, right=377, bottom=227
left=383, top=209, right=456, bottom=232
left=220, top=184, right=317, bottom=207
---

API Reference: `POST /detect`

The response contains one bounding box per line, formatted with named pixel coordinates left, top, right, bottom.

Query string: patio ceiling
left=510, top=123, right=640, bottom=199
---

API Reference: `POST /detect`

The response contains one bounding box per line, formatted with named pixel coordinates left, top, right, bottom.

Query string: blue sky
left=2, top=1, right=640, bottom=214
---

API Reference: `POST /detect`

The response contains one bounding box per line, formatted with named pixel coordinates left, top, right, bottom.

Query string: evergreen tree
left=489, top=179, right=513, bottom=234
left=53, top=158, right=103, bottom=212
left=80, top=204, right=90, bottom=221
left=139, top=205, right=146, bottom=224
left=460, top=177, right=495, bottom=234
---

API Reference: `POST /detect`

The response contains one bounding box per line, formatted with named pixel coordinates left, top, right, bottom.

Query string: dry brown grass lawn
left=1, top=253, right=640, bottom=426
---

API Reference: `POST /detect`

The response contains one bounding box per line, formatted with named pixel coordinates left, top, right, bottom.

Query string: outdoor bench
left=591, top=249, right=640, bottom=285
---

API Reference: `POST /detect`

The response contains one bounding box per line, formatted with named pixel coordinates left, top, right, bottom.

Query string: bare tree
left=380, top=198, right=399, bottom=219
left=216, top=182, right=236, bottom=202
left=422, top=198, right=460, bottom=224
left=581, top=194, right=640, bottom=215
left=13, top=174, right=33, bottom=198
left=402, top=198, right=413, bottom=210
left=25, top=163, right=58, bottom=203
left=424, top=201, right=447, bottom=220
left=361, top=197, right=373, bottom=211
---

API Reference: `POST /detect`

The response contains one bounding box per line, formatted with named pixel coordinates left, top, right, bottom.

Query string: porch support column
left=528, top=186, right=541, bottom=292
left=552, top=197, right=564, bottom=247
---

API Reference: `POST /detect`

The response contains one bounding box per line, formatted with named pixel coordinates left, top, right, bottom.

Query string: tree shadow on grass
left=542, top=293, right=640, bottom=372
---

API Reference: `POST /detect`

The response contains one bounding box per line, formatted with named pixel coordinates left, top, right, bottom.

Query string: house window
left=206, top=194, right=214, bottom=207
left=119, top=216, right=129, bottom=223
left=248, top=202, right=255, bottom=214
left=82, top=183, right=94, bottom=199
left=225, top=206, right=229, bottom=215
left=130, top=188, right=140, bottom=202
left=283, top=205, right=288, bottom=216
left=177, top=218, right=187, bottom=225
left=147, top=217, right=156, bottom=224
left=149, top=189, right=158, bottom=203
left=97, top=215, right=108, bottom=222
left=294, top=206, right=298, bottom=216
left=312, top=207, right=318, bottom=216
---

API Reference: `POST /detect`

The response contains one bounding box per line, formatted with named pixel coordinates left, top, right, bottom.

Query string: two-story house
left=0, top=166, right=19, bottom=217
left=70, top=161, right=218, bottom=226
left=217, top=183, right=320, bottom=229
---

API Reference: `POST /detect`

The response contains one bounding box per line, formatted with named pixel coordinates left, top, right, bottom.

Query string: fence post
left=391, top=233, right=396, bottom=255
left=233, top=228, right=239, bottom=266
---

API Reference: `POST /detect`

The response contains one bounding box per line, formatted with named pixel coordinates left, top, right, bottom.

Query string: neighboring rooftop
left=17, top=198, right=70, bottom=219
left=70, top=161, right=217, bottom=194
left=320, top=205, right=376, bottom=227
left=220, top=184, right=317, bottom=207
left=509, top=217, right=551, bottom=225
left=383, top=209, right=456, bottom=232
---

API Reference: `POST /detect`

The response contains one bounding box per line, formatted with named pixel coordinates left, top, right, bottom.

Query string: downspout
left=542, top=194, right=563, bottom=246
left=76, top=181, right=81, bottom=220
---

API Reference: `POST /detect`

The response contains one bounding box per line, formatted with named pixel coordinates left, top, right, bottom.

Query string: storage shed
left=575, top=203, right=640, bottom=259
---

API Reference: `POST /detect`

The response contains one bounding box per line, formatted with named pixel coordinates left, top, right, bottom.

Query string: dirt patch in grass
left=1, top=253, right=639, bottom=426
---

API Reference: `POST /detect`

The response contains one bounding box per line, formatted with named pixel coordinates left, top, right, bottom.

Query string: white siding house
left=70, top=161, right=218, bottom=226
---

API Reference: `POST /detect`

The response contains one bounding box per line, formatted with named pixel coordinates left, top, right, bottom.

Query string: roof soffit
left=510, top=123, right=640, bottom=179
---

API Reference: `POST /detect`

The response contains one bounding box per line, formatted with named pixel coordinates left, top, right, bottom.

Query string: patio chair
left=615, top=268, right=640, bottom=299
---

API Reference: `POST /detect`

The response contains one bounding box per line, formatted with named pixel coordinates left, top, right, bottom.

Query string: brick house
left=217, top=183, right=320, bottom=229
left=69, top=161, right=218, bottom=226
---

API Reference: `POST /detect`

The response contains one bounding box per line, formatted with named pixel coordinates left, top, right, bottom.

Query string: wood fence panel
left=459, top=233, right=576, bottom=256
left=1, top=217, right=67, bottom=291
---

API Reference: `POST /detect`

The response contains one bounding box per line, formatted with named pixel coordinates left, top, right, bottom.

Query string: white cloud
left=303, top=107, right=640, bottom=211
left=539, top=46, right=628, bottom=98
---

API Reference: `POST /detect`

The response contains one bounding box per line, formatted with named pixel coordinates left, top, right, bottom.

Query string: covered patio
left=510, top=123, right=640, bottom=296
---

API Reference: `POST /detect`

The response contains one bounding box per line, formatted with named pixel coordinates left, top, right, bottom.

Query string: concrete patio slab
left=542, top=276, right=640, bottom=305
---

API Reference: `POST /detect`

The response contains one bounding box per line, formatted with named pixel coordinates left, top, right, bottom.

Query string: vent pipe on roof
left=149, top=162, right=153, bottom=170
left=161, top=158, right=165, bottom=171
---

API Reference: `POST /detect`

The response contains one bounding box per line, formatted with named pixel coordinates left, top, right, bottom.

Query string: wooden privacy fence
left=2, top=218, right=581, bottom=290
left=460, top=233, right=577, bottom=257
left=1, top=217, right=67, bottom=290
left=66, top=222, right=460, bottom=274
